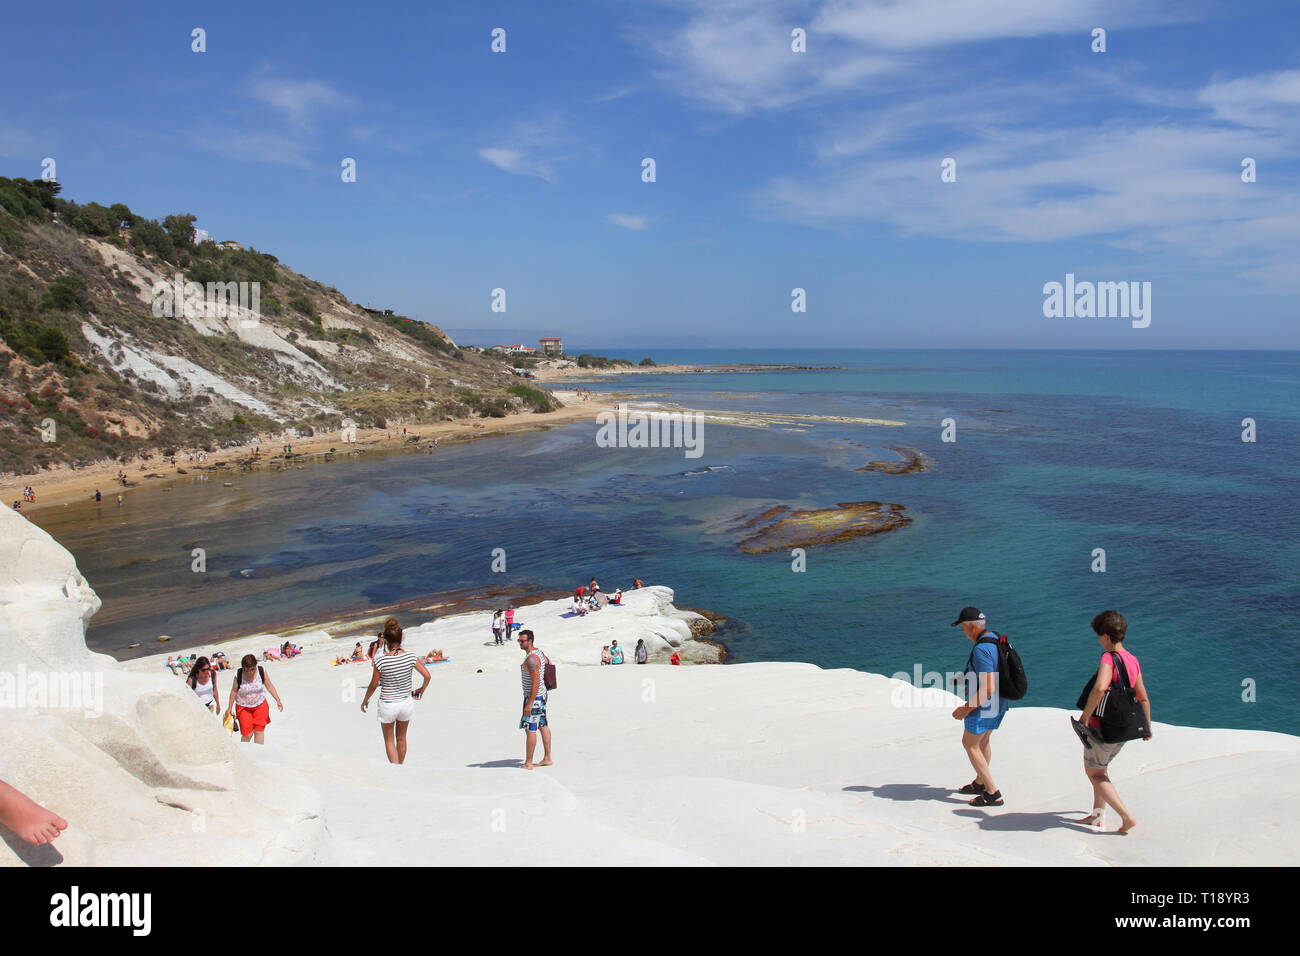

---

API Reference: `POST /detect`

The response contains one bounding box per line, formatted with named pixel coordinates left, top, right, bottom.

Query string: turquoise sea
left=35, top=349, right=1300, bottom=733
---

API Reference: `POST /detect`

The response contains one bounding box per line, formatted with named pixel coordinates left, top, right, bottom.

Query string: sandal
left=957, top=780, right=985, bottom=795
left=969, top=789, right=1004, bottom=807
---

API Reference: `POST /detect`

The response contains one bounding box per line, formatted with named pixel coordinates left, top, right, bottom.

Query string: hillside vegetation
left=0, top=177, right=559, bottom=475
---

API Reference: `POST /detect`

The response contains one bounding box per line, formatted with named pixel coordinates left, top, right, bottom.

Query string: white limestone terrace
left=4, top=505, right=1299, bottom=866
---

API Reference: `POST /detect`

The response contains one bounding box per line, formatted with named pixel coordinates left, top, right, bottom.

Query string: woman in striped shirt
left=362, top=617, right=432, bottom=764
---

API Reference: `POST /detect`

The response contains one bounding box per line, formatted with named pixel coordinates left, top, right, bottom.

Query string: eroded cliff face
left=0, top=507, right=326, bottom=866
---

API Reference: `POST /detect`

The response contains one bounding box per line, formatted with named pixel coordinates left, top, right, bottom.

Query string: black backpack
left=966, top=631, right=1028, bottom=701
left=1081, top=651, right=1149, bottom=743
left=235, top=666, right=266, bottom=688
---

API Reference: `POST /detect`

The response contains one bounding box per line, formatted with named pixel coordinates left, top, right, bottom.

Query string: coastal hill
left=0, top=177, right=556, bottom=475
left=5, top=506, right=1298, bottom=866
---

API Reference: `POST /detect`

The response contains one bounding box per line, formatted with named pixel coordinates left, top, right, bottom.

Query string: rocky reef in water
left=735, top=501, right=911, bottom=554
left=856, top=445, right=931, bottom=475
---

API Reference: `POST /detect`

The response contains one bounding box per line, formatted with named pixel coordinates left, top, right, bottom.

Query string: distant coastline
left=534, top=362, right=839, bottom=381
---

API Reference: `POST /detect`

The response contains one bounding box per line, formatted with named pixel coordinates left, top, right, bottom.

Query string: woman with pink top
left=1076, top=610, right=1152, bottom=834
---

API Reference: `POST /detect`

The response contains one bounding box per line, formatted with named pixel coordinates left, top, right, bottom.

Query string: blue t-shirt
left=610, top=646, right=624, bottom=664
left=968, top=637, right=1010, bottom=717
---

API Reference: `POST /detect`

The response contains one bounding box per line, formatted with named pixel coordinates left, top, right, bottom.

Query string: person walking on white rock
left=224, top=654, right=283, bottom=744
left=362, top=617, right=431, bottom=765
left=517, top=629, right=552, bottom=770
left=950, top=607, right=1008, bottom=807
left=1075, top=610, right=1150, bottom=834
left=187, top=656, right=221, bottom=713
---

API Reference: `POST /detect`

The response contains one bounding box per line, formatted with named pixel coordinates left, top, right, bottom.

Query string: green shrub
left=288, top=292, right=317, bottom=318
left=68, top=202, right=114, bottom=236
left=0, top=305, right=72, bottom=365
left=130, top=218, right=176, bottom=262
left=40, top=274, right=87, bottom=313
left=507, top=383, right=554, bottom=412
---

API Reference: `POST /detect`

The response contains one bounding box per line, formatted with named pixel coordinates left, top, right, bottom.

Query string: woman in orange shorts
left=224, top=654, right=284, bottom=744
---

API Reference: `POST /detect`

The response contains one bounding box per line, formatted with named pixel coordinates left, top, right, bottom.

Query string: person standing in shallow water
left=362, top=617, right=431, bottom=765
left=517, top=629, right=552, bottom=770
left=1077, top=609, right=1151, bottom=834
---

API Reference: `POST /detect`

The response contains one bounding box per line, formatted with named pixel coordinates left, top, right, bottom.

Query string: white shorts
left=377, top=695, right=415, bottom=724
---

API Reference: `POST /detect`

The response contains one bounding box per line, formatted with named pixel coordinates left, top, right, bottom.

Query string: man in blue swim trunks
left=950, top=606, right=1008, bottom=807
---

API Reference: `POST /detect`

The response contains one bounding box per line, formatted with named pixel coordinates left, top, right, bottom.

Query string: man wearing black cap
left=950, top=606, right=1007, bottom=807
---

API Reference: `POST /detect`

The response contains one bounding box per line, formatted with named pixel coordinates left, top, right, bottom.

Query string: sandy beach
left=2, top=390, right=614, bottom=513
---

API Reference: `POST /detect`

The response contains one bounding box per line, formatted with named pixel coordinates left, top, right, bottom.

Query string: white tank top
left=193, top=674, right=216, bottom=707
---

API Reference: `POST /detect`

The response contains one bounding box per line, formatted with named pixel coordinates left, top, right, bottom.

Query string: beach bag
left=542, top=651, right=557, bottom=691
left=967, top=632, right=1028, bottom=701
left=1091, top=652, right=1150, bottom=743
left=223, top=712, right=239, bottom=735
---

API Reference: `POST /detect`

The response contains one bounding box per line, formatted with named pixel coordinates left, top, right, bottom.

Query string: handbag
left=1091, top=651, right=1150, bottom=743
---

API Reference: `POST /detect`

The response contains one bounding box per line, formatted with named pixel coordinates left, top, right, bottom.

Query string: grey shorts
left=1083, top=737, right=1126, bottom=770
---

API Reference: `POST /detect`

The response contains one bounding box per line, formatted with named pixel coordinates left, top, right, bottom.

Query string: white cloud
left=477, top=147, right=556, bottom=183
left=1198, top=69, right=1300, bottom=129
left=815, top=0, right=1140, bottom=50
left=755, top=104, right=1300, bottom=283
left=476, top=116, right=580, bottom=183
left=249, top=77, right=355, bottom=129
left=644, top=0, right=1190, bottom=114
left=636, top=1, right=1298, bottom=287
left=608, top=213, right=647, bottom=230
left=593, top=84, right=643, bottom=103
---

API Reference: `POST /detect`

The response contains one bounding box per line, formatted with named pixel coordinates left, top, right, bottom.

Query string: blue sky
left=2, top=0, right=1297, bottom=349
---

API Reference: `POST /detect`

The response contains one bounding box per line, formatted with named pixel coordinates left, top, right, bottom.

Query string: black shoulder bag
left=1091, top=652, right=1150, bottom=743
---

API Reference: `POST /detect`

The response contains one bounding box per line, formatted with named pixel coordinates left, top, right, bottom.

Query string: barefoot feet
left=0, top=780, right=68, bottom=846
